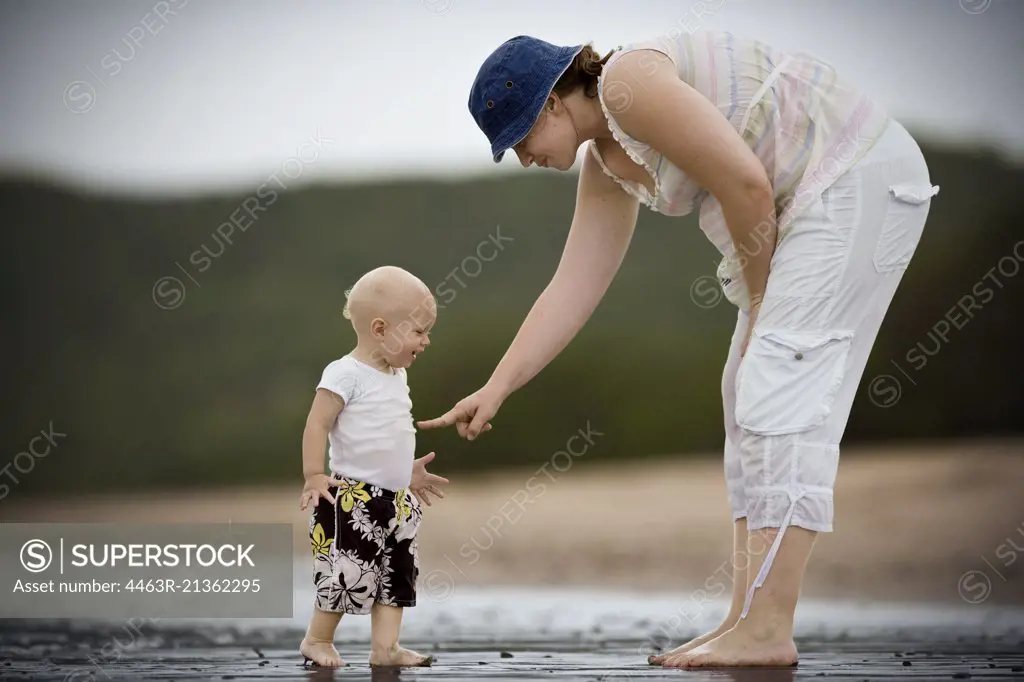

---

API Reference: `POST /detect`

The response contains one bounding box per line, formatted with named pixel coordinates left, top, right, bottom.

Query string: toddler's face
left=374, top=294, right=436, bottom=370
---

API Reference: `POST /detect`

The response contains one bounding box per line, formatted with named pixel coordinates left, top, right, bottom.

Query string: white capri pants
left=721, top=119, right=938, bottom=614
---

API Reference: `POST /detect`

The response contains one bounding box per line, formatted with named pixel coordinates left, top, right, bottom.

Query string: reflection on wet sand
left=697, top=669, right=796, bottom=682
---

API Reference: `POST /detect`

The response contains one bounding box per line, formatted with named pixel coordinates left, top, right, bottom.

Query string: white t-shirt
left=316, top=355, right=415, bottom=491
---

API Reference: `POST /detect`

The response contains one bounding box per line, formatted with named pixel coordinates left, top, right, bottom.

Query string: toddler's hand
left=409, top=452, right=449, bottom=507
left=300, top=474, right=338, bottom=511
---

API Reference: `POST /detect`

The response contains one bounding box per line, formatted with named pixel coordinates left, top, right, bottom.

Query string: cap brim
left=488, top=43, right=584, bottom=164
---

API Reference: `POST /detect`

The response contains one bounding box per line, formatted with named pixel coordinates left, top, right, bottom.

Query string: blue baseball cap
left=468, top=36, right=584, bottom=163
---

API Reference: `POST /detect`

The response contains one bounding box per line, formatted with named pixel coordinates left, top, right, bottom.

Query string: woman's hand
left=417, top=384, right=502, bottom=441
left=409, top=452, right=450, bottom=506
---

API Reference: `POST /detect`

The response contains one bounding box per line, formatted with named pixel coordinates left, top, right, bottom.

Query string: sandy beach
left=2, top=440, right=1022, bottom=606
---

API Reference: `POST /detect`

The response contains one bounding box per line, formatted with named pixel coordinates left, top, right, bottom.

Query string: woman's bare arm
left=605, top=49, right=777, bottom=310
left=485, top=150, right=640, bottom=398
left=416, top=152, right=638, bottom=439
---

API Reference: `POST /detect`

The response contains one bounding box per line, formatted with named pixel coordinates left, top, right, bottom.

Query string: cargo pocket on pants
left=873, top=183, right=939, bottom=273
left=734, top=329, right=854, bottom=436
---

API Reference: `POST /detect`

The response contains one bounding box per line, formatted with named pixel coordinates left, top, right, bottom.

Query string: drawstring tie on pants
left=739, top=488, right=806, bottom=620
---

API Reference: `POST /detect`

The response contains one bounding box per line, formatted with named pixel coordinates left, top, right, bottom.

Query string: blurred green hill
left=1, top=137, right=1022, bottom=495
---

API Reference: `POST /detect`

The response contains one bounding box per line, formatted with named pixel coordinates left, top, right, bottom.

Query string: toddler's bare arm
left=299, top=389, right=344, bottom=509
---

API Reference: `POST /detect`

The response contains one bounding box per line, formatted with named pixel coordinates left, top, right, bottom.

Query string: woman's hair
left=552, top=43, right=616, bottom=100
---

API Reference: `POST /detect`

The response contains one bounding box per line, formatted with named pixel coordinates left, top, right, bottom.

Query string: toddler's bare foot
left=300, top=637, right=346, bottom=668
left=648, top=622, right=735, bottom=665
left=369, top=643, right=433, bottom=667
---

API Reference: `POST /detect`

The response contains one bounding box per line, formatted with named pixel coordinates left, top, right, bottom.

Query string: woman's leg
left=666, top=120, right=937, bottom=668
left=649, top=519, right=750, bottom=663
left=650, top=310, right=752, bottom=664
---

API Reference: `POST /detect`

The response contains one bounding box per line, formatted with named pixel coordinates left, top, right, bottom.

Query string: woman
left=418, top=30, right=938, bottom=668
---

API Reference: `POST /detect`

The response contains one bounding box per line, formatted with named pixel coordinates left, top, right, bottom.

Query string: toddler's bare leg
left=368, top=603, right=433, bottom=667
left=299, top=608, right=345, bottom=667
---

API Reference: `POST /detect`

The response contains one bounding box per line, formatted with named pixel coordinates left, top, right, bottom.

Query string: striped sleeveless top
left=588, top=30, right=891, bottom=309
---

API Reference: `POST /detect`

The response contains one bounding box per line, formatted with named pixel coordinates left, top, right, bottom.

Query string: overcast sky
left=0, top=0, right=1020, bottom=196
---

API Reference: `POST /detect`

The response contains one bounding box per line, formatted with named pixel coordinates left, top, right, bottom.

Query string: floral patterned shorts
left=309, top=474, right=422, bottom=615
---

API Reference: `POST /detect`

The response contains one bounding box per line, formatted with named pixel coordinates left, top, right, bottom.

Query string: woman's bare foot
left=660, top=624, right=798, bottom=668
left=300, top=637, right=346, bottom=668
left=647, top=621, right=735, bottom=665
left=369, top=643, right=434, bottom=667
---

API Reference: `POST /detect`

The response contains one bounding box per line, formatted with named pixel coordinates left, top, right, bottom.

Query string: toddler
left=298, top=265, right=446, bottom=668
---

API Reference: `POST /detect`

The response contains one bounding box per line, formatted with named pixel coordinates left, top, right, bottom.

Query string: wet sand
left=4, top=576, right=1024, bottom=679
left=2, top=615, right=1024, bottom=680
left=5, top=646, right=1024, bottom=681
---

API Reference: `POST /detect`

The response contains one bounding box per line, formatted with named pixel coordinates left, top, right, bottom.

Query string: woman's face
left=511, top=96, right=579, bottom=171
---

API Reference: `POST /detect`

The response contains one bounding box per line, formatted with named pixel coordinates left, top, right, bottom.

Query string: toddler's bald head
left=343, top=266, right=435, bottom=334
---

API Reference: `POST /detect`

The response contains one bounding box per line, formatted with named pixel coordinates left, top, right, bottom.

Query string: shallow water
left=2, top=564, right=1023, bottom=680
